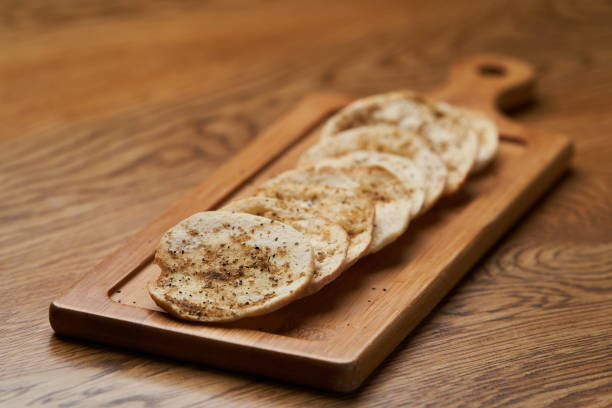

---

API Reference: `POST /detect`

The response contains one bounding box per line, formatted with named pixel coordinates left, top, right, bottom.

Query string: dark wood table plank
left=1, top=0, right=611, bottom=406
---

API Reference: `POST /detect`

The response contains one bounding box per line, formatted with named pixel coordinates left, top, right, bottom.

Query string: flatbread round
left=320, top=91, right=430, bottom=135
left=265, top=165, right=412, bottom=254
left=321, top=91, right=479, bottom=193
left=222, top=197, right=349, bottom=295
left=459, top=107, right=499, bottom=172
left=312, top=150, right=426, bottom=217
left=299, top=125, right=447, bottom=213
left=256, top=183, right=374, bottom=266
left=149, top=211, right=314, bottom=322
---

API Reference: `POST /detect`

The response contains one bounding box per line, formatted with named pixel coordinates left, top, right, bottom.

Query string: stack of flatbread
left=149, top=91, right=498, bottom=322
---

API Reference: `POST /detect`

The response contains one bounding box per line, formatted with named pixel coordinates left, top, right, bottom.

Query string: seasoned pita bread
left=264, top=166, right=359, bottom=191
left=312, top=150, right=426, bottom=217
left=321, top=91, right=478, bottom=193
left=461, top=107, right=498, bottom=172
left=256, top=183, right=374, bottom=266
left=298, top=125, right=447, bottom=213
left=320, top=91, right=430, bottom=136
left=149, top=211, right=313, bottom=322
left=222, top=197, right=349, bottom=295
left=265, top=165, right=412, bottom=253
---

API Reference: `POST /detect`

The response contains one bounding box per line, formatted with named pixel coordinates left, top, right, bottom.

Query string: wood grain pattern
left=1, top=0, right=612, bottom=405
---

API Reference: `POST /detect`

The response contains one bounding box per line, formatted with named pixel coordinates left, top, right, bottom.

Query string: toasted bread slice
left=149, top=211, right=313, bottom=322
left=459, top=107, right=499, bottom=172
left=320, top=90, right=430, bottom=136
left=313, top=150, right=426, bottom=217
left=256, top=183, right=375, bottom=266
left=265, top=165, right=412, bottom=254
left=320, top=91, right=478, bottom=193
left=298, top=125, right=447, bottom=213
left=222, top=197, right=349, bottom=295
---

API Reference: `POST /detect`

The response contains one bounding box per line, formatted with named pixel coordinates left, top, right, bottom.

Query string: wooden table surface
left=1, top=1, right=611, bottom=406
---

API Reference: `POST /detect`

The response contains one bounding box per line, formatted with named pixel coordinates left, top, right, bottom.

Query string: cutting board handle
left=430, top=54, right=536, bottom=137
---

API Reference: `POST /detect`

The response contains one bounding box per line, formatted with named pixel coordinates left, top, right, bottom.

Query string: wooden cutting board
left=49, top=54, right=573, bottom=392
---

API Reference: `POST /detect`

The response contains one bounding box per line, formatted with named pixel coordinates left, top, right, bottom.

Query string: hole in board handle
left=478, top=64, right=506, bottom=76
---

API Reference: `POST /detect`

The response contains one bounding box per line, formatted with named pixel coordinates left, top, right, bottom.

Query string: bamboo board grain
left=49, top=54, right=573, bottom=392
